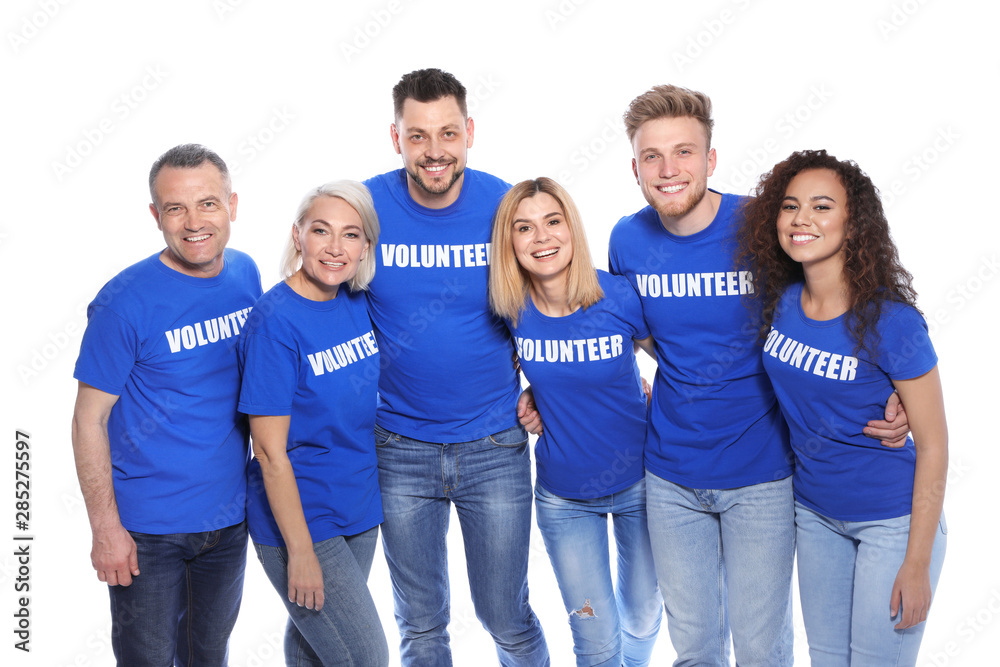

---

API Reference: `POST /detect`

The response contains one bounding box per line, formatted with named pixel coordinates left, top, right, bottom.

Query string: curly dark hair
left=737, top=149, right=918, bottom=356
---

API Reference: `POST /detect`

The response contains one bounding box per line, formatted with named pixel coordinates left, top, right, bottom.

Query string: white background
left=2, top=1, right=998, bottom=665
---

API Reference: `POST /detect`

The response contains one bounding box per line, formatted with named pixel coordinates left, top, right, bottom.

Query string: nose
left=182, top=210, right=204, bottom=231
left=425, top=136, right=445, bottom=160
left=659, top=156, right=680, bottom=179
left=532, top=225, right=551, bottom=243
left=791, top=206, right=809, bottom=226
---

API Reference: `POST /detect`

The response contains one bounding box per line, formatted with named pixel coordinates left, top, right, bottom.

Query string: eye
left=814, top=205, right=831, bottom=211
left=644, top=154, right=659, bottom=161
left=410, top=134, right=423, bottom=142
left=443, top=131, right=456, bottom=138
left=166, top=206, right=183, bottom=214
left=678, top=149, right=692, bottom=156
left=312, top=227, right=328, bottom=235
left=547, top=218, right=562, bottom=226
left=345, top=232, right=359, bottom=239
left=781, top=204, right=798, bottom=212
left=516, top=224, right=531, bottom=233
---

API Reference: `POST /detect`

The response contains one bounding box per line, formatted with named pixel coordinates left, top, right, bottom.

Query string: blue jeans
left=254, top=526, right=389, bottom=667
left=109, top=521, right=247, bottom=667
left=645, top=473, right=794, bottom=667
left=374, top=423, right=549, bottom=667
left=795, top=502, right=947, bottom=666
left=534, top=480, right=662, bottom=667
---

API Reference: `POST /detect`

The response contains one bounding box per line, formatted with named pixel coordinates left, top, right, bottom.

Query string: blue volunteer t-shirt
left=608, top=192, right=792, bottom=489
left=511, top=271, right=649, bottom=499
left=364, top=168, right=520, bottom=442
left=238, top=282, right=383, bottom=546
left=764, top=283, right=938, bottom=521
left=73, top=249, right=262, bottom=534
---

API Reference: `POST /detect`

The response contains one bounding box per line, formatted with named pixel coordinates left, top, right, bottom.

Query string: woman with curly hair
left=490, top=177, right=662, bottom=666
left=738, top=149, right=947, bottom=666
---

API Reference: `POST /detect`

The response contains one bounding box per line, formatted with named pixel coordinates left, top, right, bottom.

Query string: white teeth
left=532, top=249, right=558, bottom=258
left=424, top=164, right=447, bottom=172
left=185, top=234, right=210, bottom=242
left=321, top=261, right=345, bottom=267
left=658, top=184, right=685, bottom=194
left=792, top=234, right=817, bottom=242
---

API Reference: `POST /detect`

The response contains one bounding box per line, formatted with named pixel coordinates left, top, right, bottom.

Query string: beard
left=646, top=179, right=708, bottom=220
left=406, top=160, right=464, bottom=198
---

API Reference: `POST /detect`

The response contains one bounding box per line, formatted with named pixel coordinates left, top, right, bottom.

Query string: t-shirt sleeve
left=608, top=239, right=622, bottom=277
left=73, top=305, right=139, bottom=395
left=616, top=275, right=649, bottom=340
left=238, top=332, right=298, bottom=416
left=876, top=304, right=938, bottom=380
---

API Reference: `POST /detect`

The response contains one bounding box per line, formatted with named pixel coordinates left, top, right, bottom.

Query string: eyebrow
left=513, top=211, right=562, bottom=224
left=639, top=141, right=698, bottom=155
left=782, top=195, right=838, bottom=203
left=308, top=219, right=363, bottom=232
left=407, top=123, right=461, bottom=134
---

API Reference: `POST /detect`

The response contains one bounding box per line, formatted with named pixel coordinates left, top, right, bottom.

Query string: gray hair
left=280, top=180, right=380, bottom=291
left=148, top=144, right=231, bottom=205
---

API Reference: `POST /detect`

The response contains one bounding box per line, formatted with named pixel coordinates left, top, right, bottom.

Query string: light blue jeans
left=374, top=423, right=549, bottom=667
left=535, top=480, right=662, bottom=666
left=645, top=473, right=794, bottom=666
left=254, top=526, right=388, bottom=667
left=795, top=502, right=947, bottom=666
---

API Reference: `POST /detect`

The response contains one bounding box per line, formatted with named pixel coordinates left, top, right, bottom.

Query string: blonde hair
left=623, top=84, right=714, bottom=146
left=280, top=180, right=380, bottom=291
left=489, top=177, right=603, bottom=325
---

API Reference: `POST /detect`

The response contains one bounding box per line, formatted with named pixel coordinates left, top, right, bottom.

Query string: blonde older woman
left=238, top=180, right=388, bottom=666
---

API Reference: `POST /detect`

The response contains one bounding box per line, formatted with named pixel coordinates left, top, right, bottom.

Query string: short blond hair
left=623, top=84, right=714, bottom=146
left=489, top=178, right=603, bottom=325
left=280, top=180, right=380, bottom=291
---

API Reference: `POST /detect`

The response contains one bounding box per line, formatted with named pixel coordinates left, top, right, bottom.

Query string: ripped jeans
left=535, top=480, right=662, bottom=666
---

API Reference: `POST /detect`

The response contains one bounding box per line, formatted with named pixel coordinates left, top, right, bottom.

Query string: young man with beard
left=72, top=144, right=261, bottom=666
left=364, top=68, right=549, bottom=667
left=606, top=85, right=908, bottom=666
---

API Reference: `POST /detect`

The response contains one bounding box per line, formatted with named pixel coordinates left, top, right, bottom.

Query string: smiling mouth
left=791, top=234, right=818, bottom=243
left=422, top=163, right=451, bottom=174
left=185, top=234, right=211, bottom=242
left=531, top=249, right=558, bottom=259
left=657, top=183, right=686, bottom=194
left=320, top=260, right=346, bottom=267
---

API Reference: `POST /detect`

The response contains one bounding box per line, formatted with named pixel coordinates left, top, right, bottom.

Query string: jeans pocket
left=374, top=424, right=396, bottom=448
left=488, top=424, right=528, bottom=448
